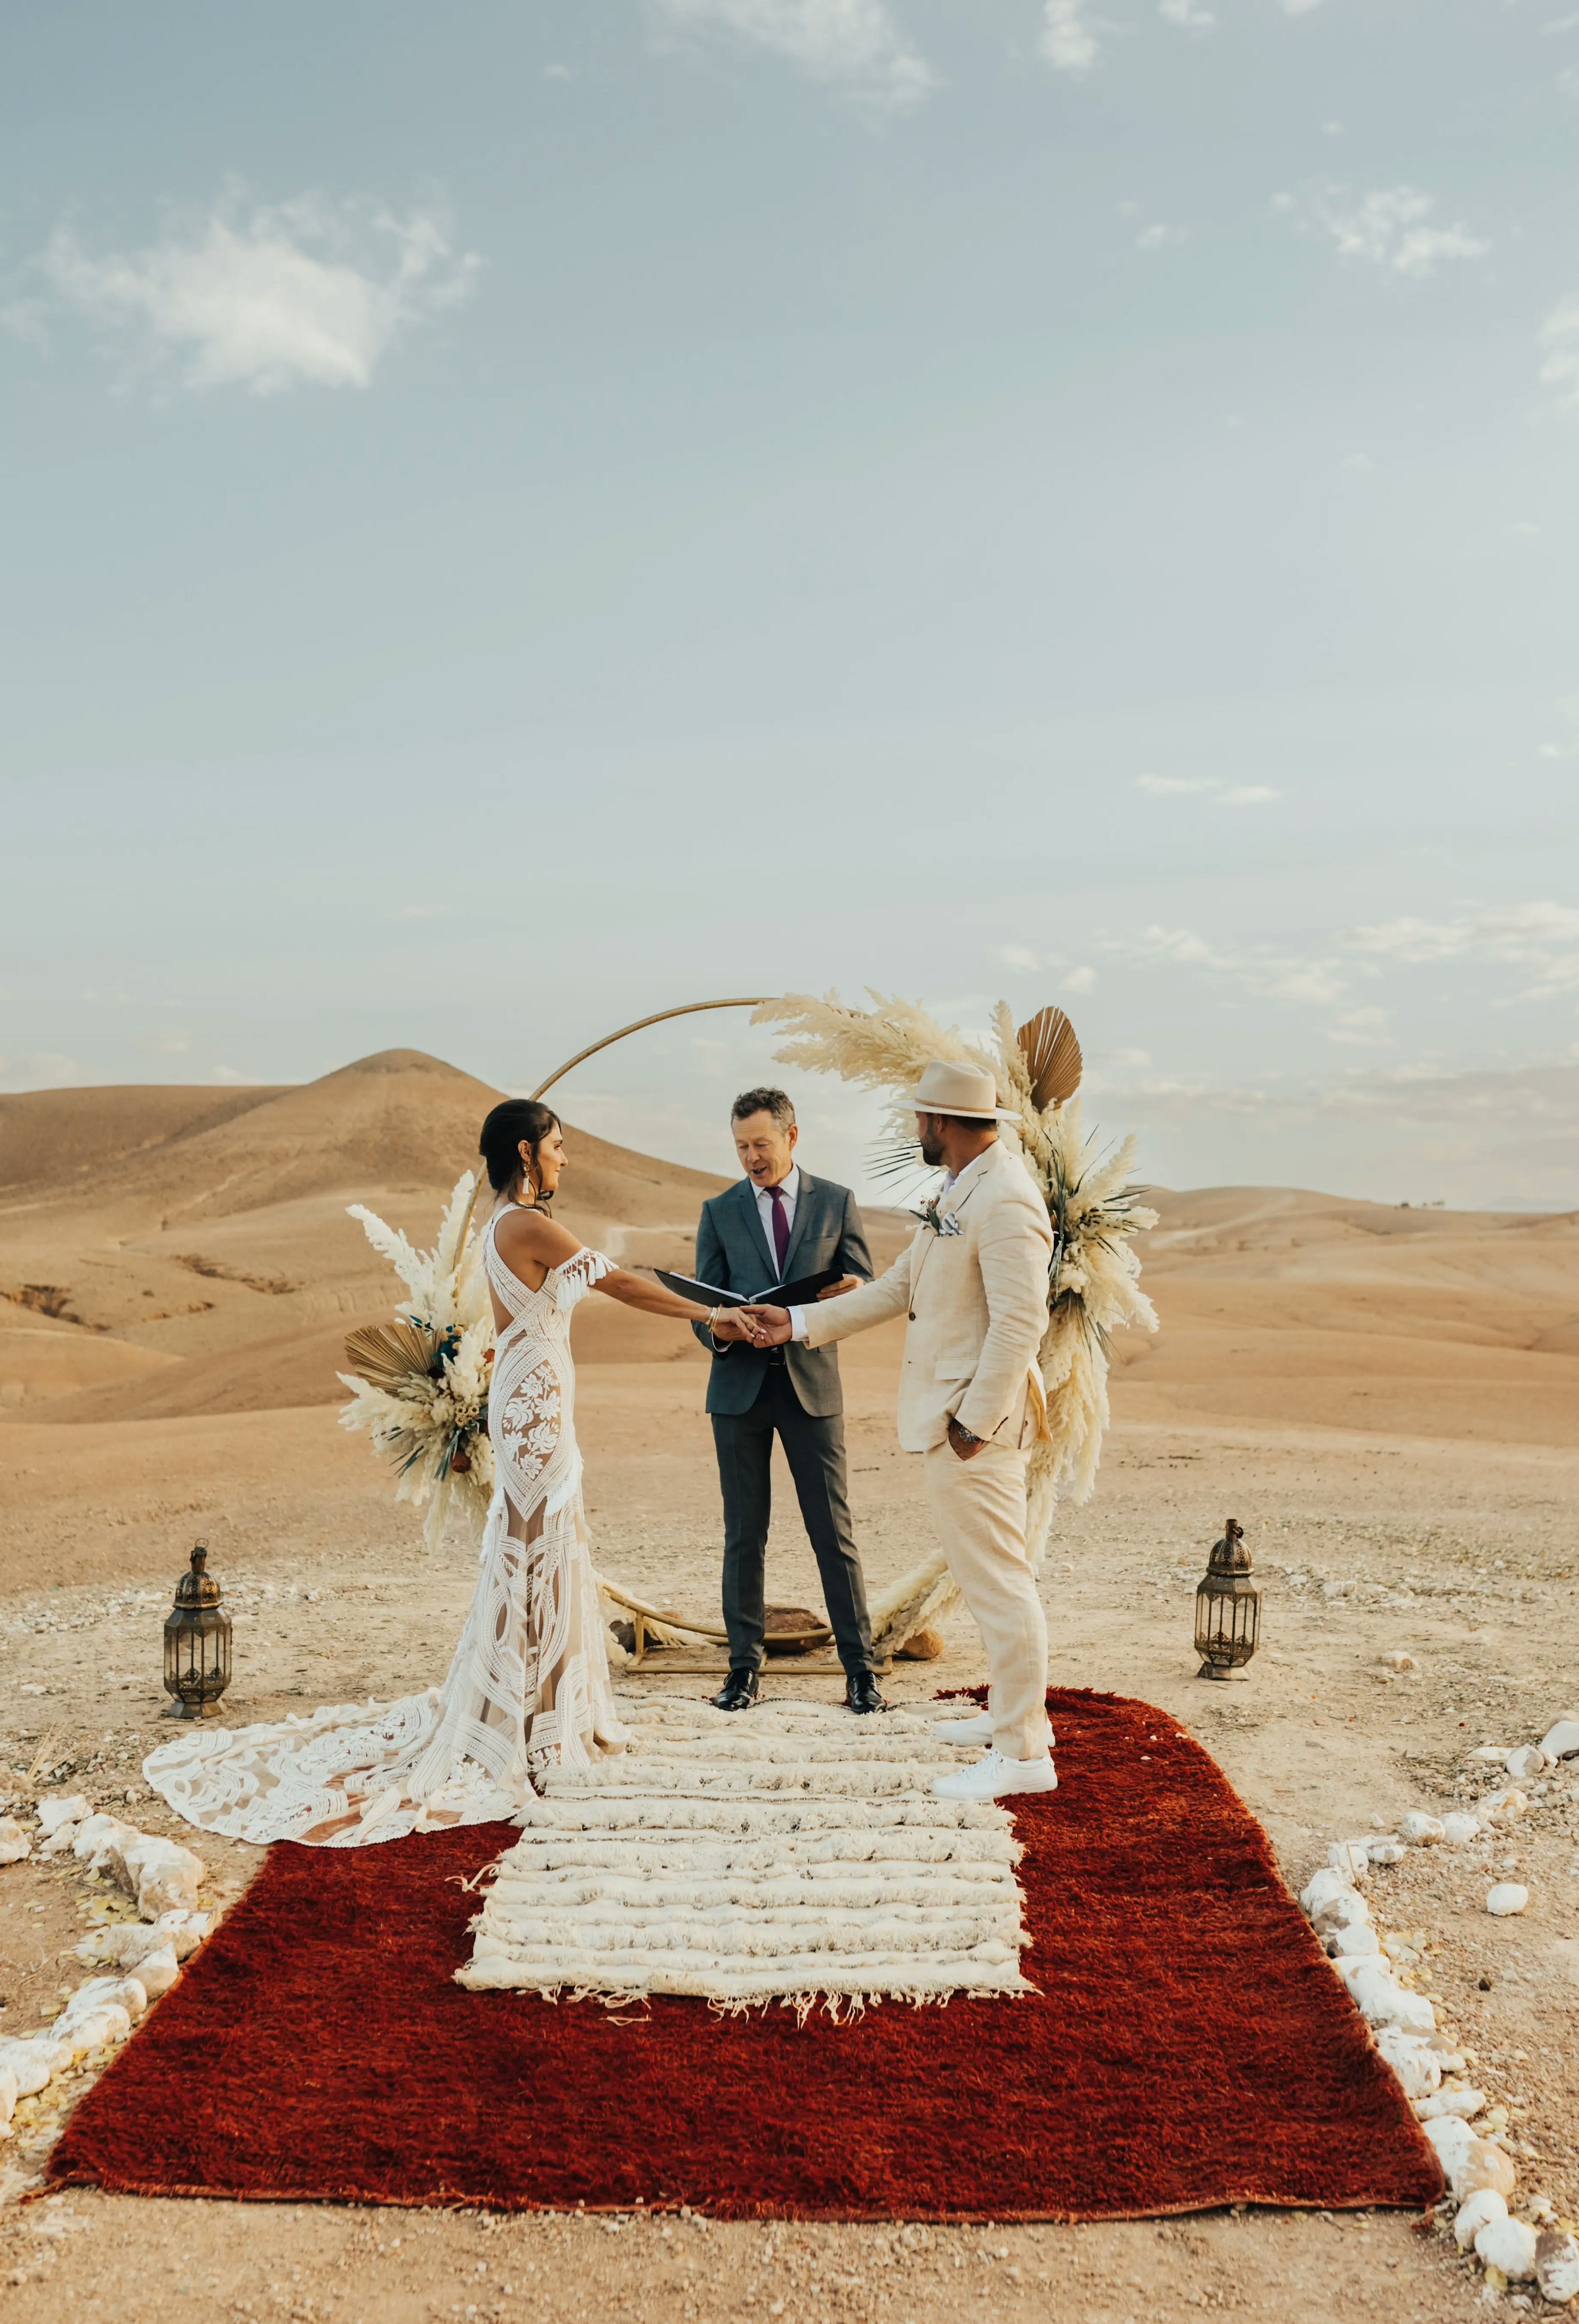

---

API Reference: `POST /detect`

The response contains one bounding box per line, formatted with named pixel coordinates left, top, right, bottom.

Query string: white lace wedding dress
left=143, top=1212, right=631, bottom=1847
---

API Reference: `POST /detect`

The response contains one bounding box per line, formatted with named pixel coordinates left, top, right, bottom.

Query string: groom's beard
left=918, top=1129, right=945, bottom=1168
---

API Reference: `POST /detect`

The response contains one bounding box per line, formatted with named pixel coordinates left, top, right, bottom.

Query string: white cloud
left=991, top=944, right=1095, bottom=998
left=1159, top=0, right=1214, bottom=28
left=1134, top=775, right=1278, bottom=804
left=10, top=189, right=479, bottom=395
left=1539, top=296, right=1579, bottom=412
left=1276, top=182, right=1489, bottom=280
left=651, top=0, right=935, bottom=107
left=1100, top=923, right=1348, bottom=1007
left=1136, top=222, right=1189, bottom=251
left=1277, top=0, right=1325, bottom=14
left=1327, top=1007, right=1393, bottom=1048
left=1040, top=0, right=1101, bottom=74
left=1347, top=901, right=1579, bottom=998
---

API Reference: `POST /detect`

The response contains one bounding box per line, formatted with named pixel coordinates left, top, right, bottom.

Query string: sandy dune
left=5, top=1051, right=1575, bottom=1447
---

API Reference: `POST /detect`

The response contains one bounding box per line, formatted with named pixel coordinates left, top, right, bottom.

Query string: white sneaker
left=932, top=1710, right=994, bottom=1743
left=933, top=1711, right=1056, bottom=1749
left=931, top=1750, right=1058, bottom=1802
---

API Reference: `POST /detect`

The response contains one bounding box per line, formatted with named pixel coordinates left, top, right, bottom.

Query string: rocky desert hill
left=2, top=1050, right=1576, bottom=1445
left=0, top=1050, right=755, bottom=1422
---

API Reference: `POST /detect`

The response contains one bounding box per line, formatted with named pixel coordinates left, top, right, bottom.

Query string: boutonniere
left=914, top=1199, right=963, bottom=1237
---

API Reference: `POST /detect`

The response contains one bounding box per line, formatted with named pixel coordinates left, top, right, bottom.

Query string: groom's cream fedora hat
left=910, top=1060, right=1017, bottom=1122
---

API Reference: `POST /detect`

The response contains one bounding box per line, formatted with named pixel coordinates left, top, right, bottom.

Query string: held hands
left=738, top=1303, right=793, bottom=1347
left=706, top=1311, right=750, bottom=1343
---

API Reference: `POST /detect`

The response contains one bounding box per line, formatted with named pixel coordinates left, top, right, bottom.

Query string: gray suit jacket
left=690, top=1171, right=873, bottom=1417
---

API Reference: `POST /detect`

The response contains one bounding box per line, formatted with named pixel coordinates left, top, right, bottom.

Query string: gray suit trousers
left=711, top=1366, right=874, bottom=1676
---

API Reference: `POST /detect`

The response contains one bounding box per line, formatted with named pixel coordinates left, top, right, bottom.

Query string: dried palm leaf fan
left=1017, top=1004, right=1082, bottom=1112
left=343, top=1319, right=447, bottom=1394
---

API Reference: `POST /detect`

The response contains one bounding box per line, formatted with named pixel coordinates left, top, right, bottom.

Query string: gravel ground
left=1, top=1389, right=1574, bottom=2321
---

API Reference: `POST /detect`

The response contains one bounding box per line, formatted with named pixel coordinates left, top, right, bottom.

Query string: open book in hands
left=655, top=1266, right=847, bottom=1311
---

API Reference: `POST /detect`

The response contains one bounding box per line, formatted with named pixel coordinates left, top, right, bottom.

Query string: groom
left=692, top=1087, right=886, bottom=1716
left=746, top=1061, right=1058, bottom=1801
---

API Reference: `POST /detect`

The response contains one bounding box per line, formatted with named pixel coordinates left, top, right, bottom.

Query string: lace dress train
left=143, top=1224, right=630, bottom=1847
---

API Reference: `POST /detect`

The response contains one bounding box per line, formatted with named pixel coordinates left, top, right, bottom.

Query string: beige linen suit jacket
left=801, top=1139, right=1054, bottom=1454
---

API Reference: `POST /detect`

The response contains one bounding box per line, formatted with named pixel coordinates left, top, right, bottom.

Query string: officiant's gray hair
left=731, top=1086, right=795, bottom=1130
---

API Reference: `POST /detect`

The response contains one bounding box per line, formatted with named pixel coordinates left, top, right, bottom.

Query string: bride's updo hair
left=479, top=1099, right=561, bottom=1197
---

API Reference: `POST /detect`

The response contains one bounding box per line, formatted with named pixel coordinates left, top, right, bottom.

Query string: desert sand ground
left=2, top=1052, right=1577, bottom=2324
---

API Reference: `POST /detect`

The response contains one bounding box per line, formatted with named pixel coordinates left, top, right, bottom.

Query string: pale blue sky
left=2, top=2, right=1577, bottom=1206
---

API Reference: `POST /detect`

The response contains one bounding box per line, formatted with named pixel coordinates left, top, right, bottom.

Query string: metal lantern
left=162, top=1542, right=232, bottom=1720
left=1194, top=1517, right=1260, bottom=1681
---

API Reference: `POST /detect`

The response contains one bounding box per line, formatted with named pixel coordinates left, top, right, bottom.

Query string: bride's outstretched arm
left=492, top=1204, right=755, bottom=1335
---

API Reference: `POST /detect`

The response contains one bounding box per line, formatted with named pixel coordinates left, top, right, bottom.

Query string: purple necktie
left=767, top=1182, right=790, bottom=1274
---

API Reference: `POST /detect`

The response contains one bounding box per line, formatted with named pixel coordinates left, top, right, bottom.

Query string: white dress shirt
left=752, top=1164, right=799, bottom=1279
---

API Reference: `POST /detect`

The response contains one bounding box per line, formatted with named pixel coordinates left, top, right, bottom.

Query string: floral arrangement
left=753, top=990, right=1158, bottom=1652
left=337, top=1172, right=496, bottom=1551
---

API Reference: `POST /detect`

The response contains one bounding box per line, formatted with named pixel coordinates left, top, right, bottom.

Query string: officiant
left=692, top=1087, right=885, bottom=1715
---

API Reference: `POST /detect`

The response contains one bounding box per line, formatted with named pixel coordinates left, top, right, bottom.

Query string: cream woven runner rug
left=458, top=1695, right=1031, bottom=2008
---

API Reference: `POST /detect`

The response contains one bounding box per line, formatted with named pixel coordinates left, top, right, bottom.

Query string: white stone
left=121, top=1832, right=205, bottom=1919
left=1378, top=1650, right=1417, bottom=1671
left=1507, top=1745, right=1549, bottom=1784
left=1375, top=2026, right=1441, bottom=2099
left=1487, top=1883, right=1529, bottom=1916
left=134, top=1946, right=179, bottom=1999
left=1451, top=2138, right=1518, bottom=2205
left=39, top=1823, right=82, bottom=1856
left=1442, top=1812, right=1482, bottom=1845
left=1456, top=2189, right=1507, bottom=2249
left=1312, top=1890, right=1371, bottom=1937
left=1535, top=2231, right=1579, bottom=2305
left=1350, top=1963, right=1436, bottom=2033
left=1328, top=1923, right=1382, bottom=1959
left=0, top=2037, right=67, bottom=2097
left=0, top=2065, right=14, bottom=2127
left=1538, top=1719, right=1579, bottom=1763
left=1327, top=1840, right=1371, bottom=1885
left=1417, top=2087, right=1486, bottom=2120
left=88, top=1913, right=201, bottom=1971
left=0, top=1818, right=30, bottom=1865
left=1301, top=1865, right=1358, bottom=1917
left=58, top=1974, right=148, bottom=2028
left=1368, top=1841, right=1408, bottom=1865
left=70, top=1813, right=142, bottom=1873
left=1475, top=2216, right=1540, bottom=2282
left=152, top=1909, right=210, bottom=1961
left=1481, top=1787, right=1529, bottom=1821
left=1426, top=2115, right=1476, bottom=2177
left=36, top=1794, right=90, bottom=1836
left=52, top=2004, right=130, bottom=2060
left=1400, top=1811, right=1445, bottom=1845
left=1468, top=1746, right=1512, bottom=1764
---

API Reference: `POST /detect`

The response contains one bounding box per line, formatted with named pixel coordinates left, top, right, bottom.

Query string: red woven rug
left=47, top=1688, right=1440, bottom=2219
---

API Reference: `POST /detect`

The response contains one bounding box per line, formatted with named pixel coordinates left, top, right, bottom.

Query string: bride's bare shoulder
left=492, top=1206, right=582, bottom=1266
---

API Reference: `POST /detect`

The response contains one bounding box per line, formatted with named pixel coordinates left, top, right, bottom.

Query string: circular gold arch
left=450, top=995, right=777, bottom=1294
left=529, top=996, right=774, bottom=1101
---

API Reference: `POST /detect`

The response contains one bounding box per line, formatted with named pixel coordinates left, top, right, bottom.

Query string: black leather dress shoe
left=711, top=1668, right=760, bottom=1712
left=845, top=1670, right=889, bottom=1715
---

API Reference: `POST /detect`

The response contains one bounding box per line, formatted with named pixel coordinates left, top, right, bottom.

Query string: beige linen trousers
left=802, top=1139, right=1054, bottom=1759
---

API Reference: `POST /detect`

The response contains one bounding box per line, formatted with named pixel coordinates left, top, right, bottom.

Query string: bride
left=144, top=1098, right=743, bottom=1848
